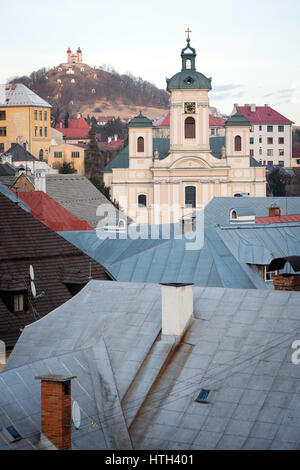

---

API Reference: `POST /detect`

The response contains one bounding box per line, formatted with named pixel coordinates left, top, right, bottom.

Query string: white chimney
left=250, top=104, right=256, bottom=112
left=34, top=172, right=46, bottom=192
left=114, top=134, right=118, bottom=141
left=161, top=283, right=194, bottom=341
left=107, top=136, right=112, bottom=143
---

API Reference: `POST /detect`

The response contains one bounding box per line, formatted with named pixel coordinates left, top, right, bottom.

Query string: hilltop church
left=103, top=34, right=266, bottom=225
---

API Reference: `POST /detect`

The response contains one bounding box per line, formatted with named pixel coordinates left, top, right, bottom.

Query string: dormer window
left=184, top=76, right=194, bottom=86
left=137, top=136, right=144, bottom=152
left=230, top=209, right=237, bottom=220
left=14, top=294, right=25, bottom=312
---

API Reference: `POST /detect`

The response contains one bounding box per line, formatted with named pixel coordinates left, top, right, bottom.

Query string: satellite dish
left=30, top=281, right=36, bottom=298
left=72, top=401, right=81, bottom=430
left=29, top=265, right=34, bottom=281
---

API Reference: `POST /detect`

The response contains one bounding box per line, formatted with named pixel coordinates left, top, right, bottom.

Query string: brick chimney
left=269, top=204, right=281, bottom=217
left=35, top=374, right=76, bottom=450
left=161, top=283, right=194, bottom=341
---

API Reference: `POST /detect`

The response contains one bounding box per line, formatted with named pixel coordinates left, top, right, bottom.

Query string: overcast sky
left=1, top=0, right=299, bottom=123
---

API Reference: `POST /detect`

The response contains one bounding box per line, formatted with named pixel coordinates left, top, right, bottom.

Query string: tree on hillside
left=59, top=162, right=76, bottom=174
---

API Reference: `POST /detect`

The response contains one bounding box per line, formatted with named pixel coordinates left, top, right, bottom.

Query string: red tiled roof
left=18, top=191, right=92, bottom=231
left=153, top=111, right=225, bottom=127
left=97, top=139, right=124, bottom=151
left=236, top=106, right=294, bottom=125
left=56, top=128, right=90, bottom=139
left=256, top=214, right=300, bottom=224
left=56, top=117, right=89, bottom=129
left=292, top=144, right=300, bottom=158
left=209, top=115, right=225, bottom=127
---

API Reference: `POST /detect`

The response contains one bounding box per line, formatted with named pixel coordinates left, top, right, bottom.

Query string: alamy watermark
left=0, top=340, right=6, bottom=366
left=291, top=340, right=300, bottom=365
left=95, top=203, right=204, bottom=251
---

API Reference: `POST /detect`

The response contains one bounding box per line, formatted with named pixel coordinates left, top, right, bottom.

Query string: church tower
left=166, top=30, right=212, bottom=156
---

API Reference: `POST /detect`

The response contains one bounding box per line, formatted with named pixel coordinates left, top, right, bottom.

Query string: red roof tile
left=56, top=128, right=90, bottom=139
left=18, top=191, right=92, bottom=231
left=236, top=106, right=294, bottom=125
left=153, top=111, right=225, bottom=127
left=256, top=214, right=300, bottom=224
left=97, top=140, right=124, bottom=151
left=56, top=117, right=89, bottom=129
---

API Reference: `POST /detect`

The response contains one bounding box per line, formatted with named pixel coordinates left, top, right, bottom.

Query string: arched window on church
left=137, top=137, right=144, bottom=152
left=138, top=194, right=147, bottom=207
left=185, top=186, right=196, bottom=208
left=234, top=135, right=242, bottom=151
left=185, top=117, right=195, bottom=139
left=39, top=149, right=44, bottom=161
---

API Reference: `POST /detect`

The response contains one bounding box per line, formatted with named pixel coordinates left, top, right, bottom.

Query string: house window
left=297, top=159, right=300, bottom=164
left=44, top=111, right=47, bottom=121
left=34, top=110, right=37, bottom=120
left=39, top=110, right=42, bottom=120
left=259, top=136, right=262, bottom=143
left=265, top=266, right=278, bottom=282
left=39, top=149, right=43, bottom=161
left=54, top=152, right=62, bottom=158
left=230, top=209, right=237, bottom=219
left=234, top=135, right=242, bottom=151
left=185, top=117, right=195, bottom=139
left=0, top=127, right=7, bottom=136
left=259, top=125, right=262, bottom=131
left=39, top=127, right=43, bottom=137
left=250, top=149, right=254, bottom=156
left=138, top=194, right=147, bottom=207
left=267, top=125, right=273, bottom=132
left=278, top=137, right=284, bottom=144
left=34, top=126, right=38, bottom=137
left=279, top=161, right=284, bottom=167
left=279, top=149, right=284, bottom=156
left=278, top=125, right=284, bottom=132
left=259, top=148, right=262, bottom=155
left=267, top=137, right=273, bottom=144
left=267, top=149, right=273, bottom=156
left=185, top=186, right=196, bottom=208
left=137, top=136, right=144, bottom=152
left=267, top=160, right=273, bottom=165
left=250, top=137, right=254, bottom=144
left=13, top=294, right=24, bottom=312
left=211, top=128, right=215, bottom=136
left=250, top=126, right=254, bottom=133
left=0, top=143, right=4, bottom=153
left=44, top=127, right=47, bottom=137
left=71, top=151, right=80, bottom=158
left=0, top=111, right=6, bottom=120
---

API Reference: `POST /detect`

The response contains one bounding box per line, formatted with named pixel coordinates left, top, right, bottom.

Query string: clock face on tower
left=184, top=102, right=196, bottom=114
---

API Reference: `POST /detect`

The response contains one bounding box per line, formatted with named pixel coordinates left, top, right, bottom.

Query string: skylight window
left=1, top=425, right=22, bottom=442
left=195, top=389, right=211, bottom=403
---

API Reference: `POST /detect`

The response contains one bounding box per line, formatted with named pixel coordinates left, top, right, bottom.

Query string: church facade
left=103, top=37, right=266, bottom=225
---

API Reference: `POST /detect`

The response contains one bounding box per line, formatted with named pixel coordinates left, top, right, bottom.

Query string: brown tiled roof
left=0, top=192, right=110, bottom=349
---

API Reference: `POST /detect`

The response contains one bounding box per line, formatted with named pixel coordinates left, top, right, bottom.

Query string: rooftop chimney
left=269, top=204, right=281, bottom=217
left=34, top=172, right=46, bottom=192
left=35, top=374, right=76, bottom=450
left=161, top=283, right=194, bottom=341
left=250, top=104, right=256, bottom=112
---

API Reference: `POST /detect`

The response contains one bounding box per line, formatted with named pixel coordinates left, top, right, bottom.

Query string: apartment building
left=234, top=104, right=293, bottom=167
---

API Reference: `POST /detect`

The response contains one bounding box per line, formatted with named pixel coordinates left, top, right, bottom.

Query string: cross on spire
left=185, top=28, right=192, bottom=43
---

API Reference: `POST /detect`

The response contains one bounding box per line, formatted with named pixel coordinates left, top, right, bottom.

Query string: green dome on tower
left=128, top=113, right=153, bottom=128
left=166, top=36, right=212, bottom=91
left=225, top=113, right=250, bottom=127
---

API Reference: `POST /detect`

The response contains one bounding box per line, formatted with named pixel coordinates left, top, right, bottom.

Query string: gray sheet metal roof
left=2, top=281, right=300, bottom=450
left=0, top=84, right=51, bottom=108
left=204, top=197, right=300, bottom=226
left=45, top=174, right=125, bottom=228
left=59, top=221, right=300, bottom=289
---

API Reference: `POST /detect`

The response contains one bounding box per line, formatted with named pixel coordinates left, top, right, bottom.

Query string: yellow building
left=103, top=35, right=266, bottom=225
left=48, top=143, right=85, bottom=174
left=0, top=83, right=51, bottom=161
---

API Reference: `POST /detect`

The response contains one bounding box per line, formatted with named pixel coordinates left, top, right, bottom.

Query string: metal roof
left=0, top=84, right=51, bottom=108
left=2, top=280, right=300, bottom=450
left=59, top=221, right=300, bottom=289
left=204, top=197, right=300, bottom=226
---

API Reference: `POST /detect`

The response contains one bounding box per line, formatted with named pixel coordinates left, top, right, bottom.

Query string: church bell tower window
left=234, top=135, right=242, bottom=152
left=137, top=137, right=144, bottom=152
left=185, top=117, right=195, bottom=139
